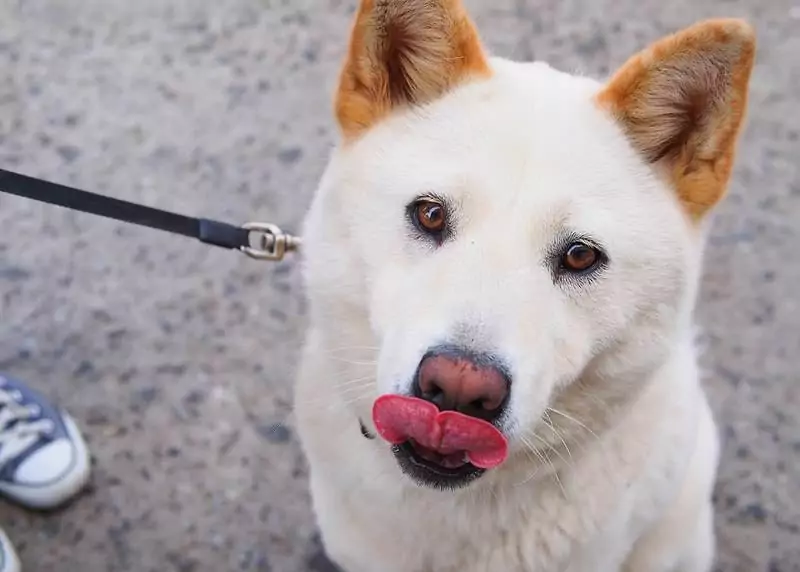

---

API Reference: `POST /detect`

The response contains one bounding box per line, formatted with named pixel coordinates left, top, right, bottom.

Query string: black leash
left=0, top=168, right=300, bottom=261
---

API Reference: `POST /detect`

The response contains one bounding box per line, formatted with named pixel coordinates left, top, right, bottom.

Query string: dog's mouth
left=406, top=440, right=472, bottom=469
left=392, top=440, right=484, bottom=488
left=372, top=395, right=509, bottom=490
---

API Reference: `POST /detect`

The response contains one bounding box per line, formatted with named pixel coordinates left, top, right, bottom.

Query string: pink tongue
left=371, top=395, right=508, bottom=469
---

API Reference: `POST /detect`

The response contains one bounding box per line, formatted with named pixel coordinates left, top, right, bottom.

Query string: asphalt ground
left=0, top=1, right=797, bottom=570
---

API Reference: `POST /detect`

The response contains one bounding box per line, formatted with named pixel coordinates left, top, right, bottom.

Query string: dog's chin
left=392, top=441, right=486, bottom=490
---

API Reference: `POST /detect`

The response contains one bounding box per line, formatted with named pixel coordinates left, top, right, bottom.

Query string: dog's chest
left=315, top=469, right=613, bottom=572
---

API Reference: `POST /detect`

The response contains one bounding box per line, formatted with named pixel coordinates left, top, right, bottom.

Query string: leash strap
left=0, top=168, right=299, bottom=261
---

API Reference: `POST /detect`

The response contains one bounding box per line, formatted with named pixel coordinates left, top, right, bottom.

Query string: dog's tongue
left=372, top=395, right=508, bottom=469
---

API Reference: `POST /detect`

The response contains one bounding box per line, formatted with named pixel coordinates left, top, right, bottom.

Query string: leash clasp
left=240, top=222, right=301, bottom=261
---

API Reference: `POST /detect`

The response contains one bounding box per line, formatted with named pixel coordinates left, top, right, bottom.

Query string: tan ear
left=335, top=0, right=490, bottom=139
left=595, top=19, right=756, bottom=219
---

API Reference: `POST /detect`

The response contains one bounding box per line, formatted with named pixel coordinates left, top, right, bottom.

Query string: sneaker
left=0, top=375, right=91, bottom=510
left=0, top=528, right=20, bottom=572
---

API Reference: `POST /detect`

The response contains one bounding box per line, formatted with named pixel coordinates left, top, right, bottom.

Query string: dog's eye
left=412, top=200, right=446, bottom=235
left=561, top=242, right=600, bottom=273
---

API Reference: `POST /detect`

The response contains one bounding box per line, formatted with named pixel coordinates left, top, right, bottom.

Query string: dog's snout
left=413, top=348, right=510, bottom=422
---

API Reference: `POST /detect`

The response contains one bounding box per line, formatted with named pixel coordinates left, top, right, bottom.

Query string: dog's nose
left=413, top=348, right=510, bottom=422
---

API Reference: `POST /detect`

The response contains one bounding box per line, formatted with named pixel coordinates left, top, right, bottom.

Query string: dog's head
left=303, top=0, right=755, bottom=490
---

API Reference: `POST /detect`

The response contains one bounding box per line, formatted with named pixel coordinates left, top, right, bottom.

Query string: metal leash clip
left=240, top=222, right=302, bottom=261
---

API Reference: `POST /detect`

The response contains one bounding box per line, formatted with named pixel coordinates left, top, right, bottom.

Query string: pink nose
left=413, top=350, right=510, bottom=422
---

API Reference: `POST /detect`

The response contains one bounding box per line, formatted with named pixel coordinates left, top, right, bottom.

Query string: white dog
left=294, top=1, right=755, bottom=570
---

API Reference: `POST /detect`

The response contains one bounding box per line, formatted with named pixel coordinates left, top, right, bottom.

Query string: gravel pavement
left=0, top=1, right=798, bottom=570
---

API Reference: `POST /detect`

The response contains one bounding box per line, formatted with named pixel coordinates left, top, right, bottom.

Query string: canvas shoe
left=0, top=375, right=91, bottom=510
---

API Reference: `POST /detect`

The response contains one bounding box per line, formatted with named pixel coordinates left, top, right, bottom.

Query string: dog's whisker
left=327, top=356, right=379, bottom=366
left=514, top=435, right=546, bottom=487
left=546, top=407, right=601, bottom=443
left=334, top=375, right=376, bottom=388
left=519, top=435, right=544, bottom=464
left=514, top=459, right=542, bottom=488
left=486, top=484, right=500, bottom=506
left=575, top=385, right=609, bottom=410
left=541, top=453, right=568, bottom=500
left=554, top=394, right=617, bottom=473
left=521, top=435, right=545, bottom=475
left=335, top=384, right=375, bottom=398
left=522, top=431, right=568, bottom=498
left=330, top=366, right=376, bottom=377
left=321, top=346, right=381, bottom=356
left=527, top=430, right=573, bottom=473
left=323, top=345, right=380, bottom=351
left=338, top=388, right=376, bottom=408
left=541, top=411, right=573, bottom=462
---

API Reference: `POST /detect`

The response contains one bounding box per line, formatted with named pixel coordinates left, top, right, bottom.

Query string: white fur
left=294, top=57, right=720, bottom=572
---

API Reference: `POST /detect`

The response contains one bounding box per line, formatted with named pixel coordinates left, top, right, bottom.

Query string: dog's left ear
left=335, top=0, right=490, bottom=140
left=596, top=19, right=756, bottom=219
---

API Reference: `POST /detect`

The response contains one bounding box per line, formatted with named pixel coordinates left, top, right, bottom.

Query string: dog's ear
left=335, top=0, right=490, bottom=139
left=596, top=19, right=756, bottom=219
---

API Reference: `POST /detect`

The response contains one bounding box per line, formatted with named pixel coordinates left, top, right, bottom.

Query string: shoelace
left=0, top=378, right=53, bottom=447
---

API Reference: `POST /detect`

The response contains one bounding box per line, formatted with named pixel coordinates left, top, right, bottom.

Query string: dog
left=294, top=1, right=755, bottom=570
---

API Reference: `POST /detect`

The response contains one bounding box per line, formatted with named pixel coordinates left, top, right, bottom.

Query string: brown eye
left=562, top=242, right=600, bottom=272
left=413, top=200, right=446, bottom=234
